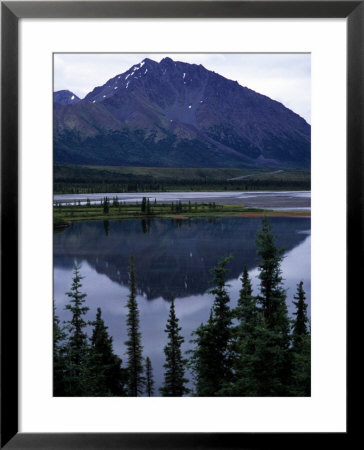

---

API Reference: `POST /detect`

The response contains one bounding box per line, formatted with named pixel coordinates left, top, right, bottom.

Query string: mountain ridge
left=54, top=57, right=310, bottom=169
left=54, top=90, right=80, bottom=105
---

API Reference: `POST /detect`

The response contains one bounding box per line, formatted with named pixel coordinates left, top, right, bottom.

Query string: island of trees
left=54, top=217, right=310, bottom=397
left=54, top=196, right=309, bottom=230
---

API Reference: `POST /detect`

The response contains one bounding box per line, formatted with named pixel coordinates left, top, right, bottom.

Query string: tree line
left=54, top=216, right=310, bottom=397
left=55, top=197, right=224, bottom=214
left=54, top=178, right=310, bottom=195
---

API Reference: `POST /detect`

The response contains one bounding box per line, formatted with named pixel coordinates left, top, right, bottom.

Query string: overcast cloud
left=54, top=53, right=310, bottom=123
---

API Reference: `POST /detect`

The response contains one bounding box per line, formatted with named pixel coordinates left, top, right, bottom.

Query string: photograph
left=53, top=52, right=311, bottom=398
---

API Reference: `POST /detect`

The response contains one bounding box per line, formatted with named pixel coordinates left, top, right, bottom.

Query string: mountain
left=53, top=90, right=80, bottom=105
left=54, top=57, right=310, bottom=169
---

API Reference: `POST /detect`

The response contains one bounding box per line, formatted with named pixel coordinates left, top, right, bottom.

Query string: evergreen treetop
left=125, top=254, right=145, bottom=396
left=256, top=217, right=289, bottom=335
left=236, top=266, right=257, bottom=325
left=255, top=217, right=292, bottom=395
left=292, top=281, right=309, bottom=346
left=64, top=263, right=89, bottom=366
left=89, top=307, right=127, bottom=396
left=209, top=256, right=233, bottom=334
left=290, top=281, right=311, bottom=396
left=160, top=299, right=189, bottom=397
left=63, top=263, right=91, bottom=396
left=190, top=256, right=234, bottom=396
left=145, top=356, right=155, bottom=397
left=53, top=302, right=67, bottom=396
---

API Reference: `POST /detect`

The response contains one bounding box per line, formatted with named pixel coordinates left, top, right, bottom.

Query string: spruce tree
left=103, top=197, right=110, bottom=214
left=160, top=299, right=189, bottom=397
left=145, top=357, right=155, bottom=397
left=209, top=256, right=234, bottom=393
left=290, top=281, right=311, bottom=396
left=255, top=217, right=291, bottom=396
left=53, top=302, right=67, bottom=396
left=292, top=281, right=309, bottom=346
left=190, top=257, right=233, bottom=396
left=225, top=267, right=262, bottom=396
left=125, top=255, right=145, bottom=396
left=63, top=263, right=90, bottom=396
left=256, top=216, right=286, bottom=325
left=189, top=312, right=217, bottom=396
left=236, top=266, right=255, bottom=322
left=89, top=307, right=127, bottom=396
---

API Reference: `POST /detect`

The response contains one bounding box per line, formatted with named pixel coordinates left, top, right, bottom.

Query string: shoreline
left=54, top=208, right=310, bottom=228
left=54, top=194, right=311, bottom=228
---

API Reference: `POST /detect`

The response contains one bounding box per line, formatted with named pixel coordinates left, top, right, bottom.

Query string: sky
left=54, top=53, right=311, bottom=123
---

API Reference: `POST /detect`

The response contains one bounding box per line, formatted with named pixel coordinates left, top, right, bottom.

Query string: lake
left=54, top=216, right=310, bottom=394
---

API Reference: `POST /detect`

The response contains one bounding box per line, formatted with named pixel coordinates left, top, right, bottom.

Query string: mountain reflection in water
left=54, top=216, right=310, bottom=301
left=54, top=216, right=310, bottom=393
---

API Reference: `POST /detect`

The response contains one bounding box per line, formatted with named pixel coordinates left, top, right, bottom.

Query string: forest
left=53, top=165, right=311, bottom=194
left=53, top=217, right=310, bottom=397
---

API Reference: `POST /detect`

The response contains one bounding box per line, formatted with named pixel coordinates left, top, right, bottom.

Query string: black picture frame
left=1, top=1, right=358, bottom=448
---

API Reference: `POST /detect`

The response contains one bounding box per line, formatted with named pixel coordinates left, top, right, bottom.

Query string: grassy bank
left=54, top=165, right=311, bottom=194
left=54, top=200, right=310, bottom=227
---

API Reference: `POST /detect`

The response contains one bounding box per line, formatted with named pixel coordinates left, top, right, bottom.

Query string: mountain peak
left=142, top=57, right=157, bottom=65
left=160, top=57, right=177, bottom=72
left=54, top=58, right=310, bottom=169
left=160, top=56, right=174, bottom=64
left=54, top=90, right=80, bottom=105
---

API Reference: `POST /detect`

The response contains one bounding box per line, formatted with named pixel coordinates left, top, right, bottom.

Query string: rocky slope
left=54, top=57, right=310, bottom=169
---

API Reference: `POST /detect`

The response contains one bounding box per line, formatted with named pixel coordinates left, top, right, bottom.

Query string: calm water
left=54, top=216, right=311, bottom=394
